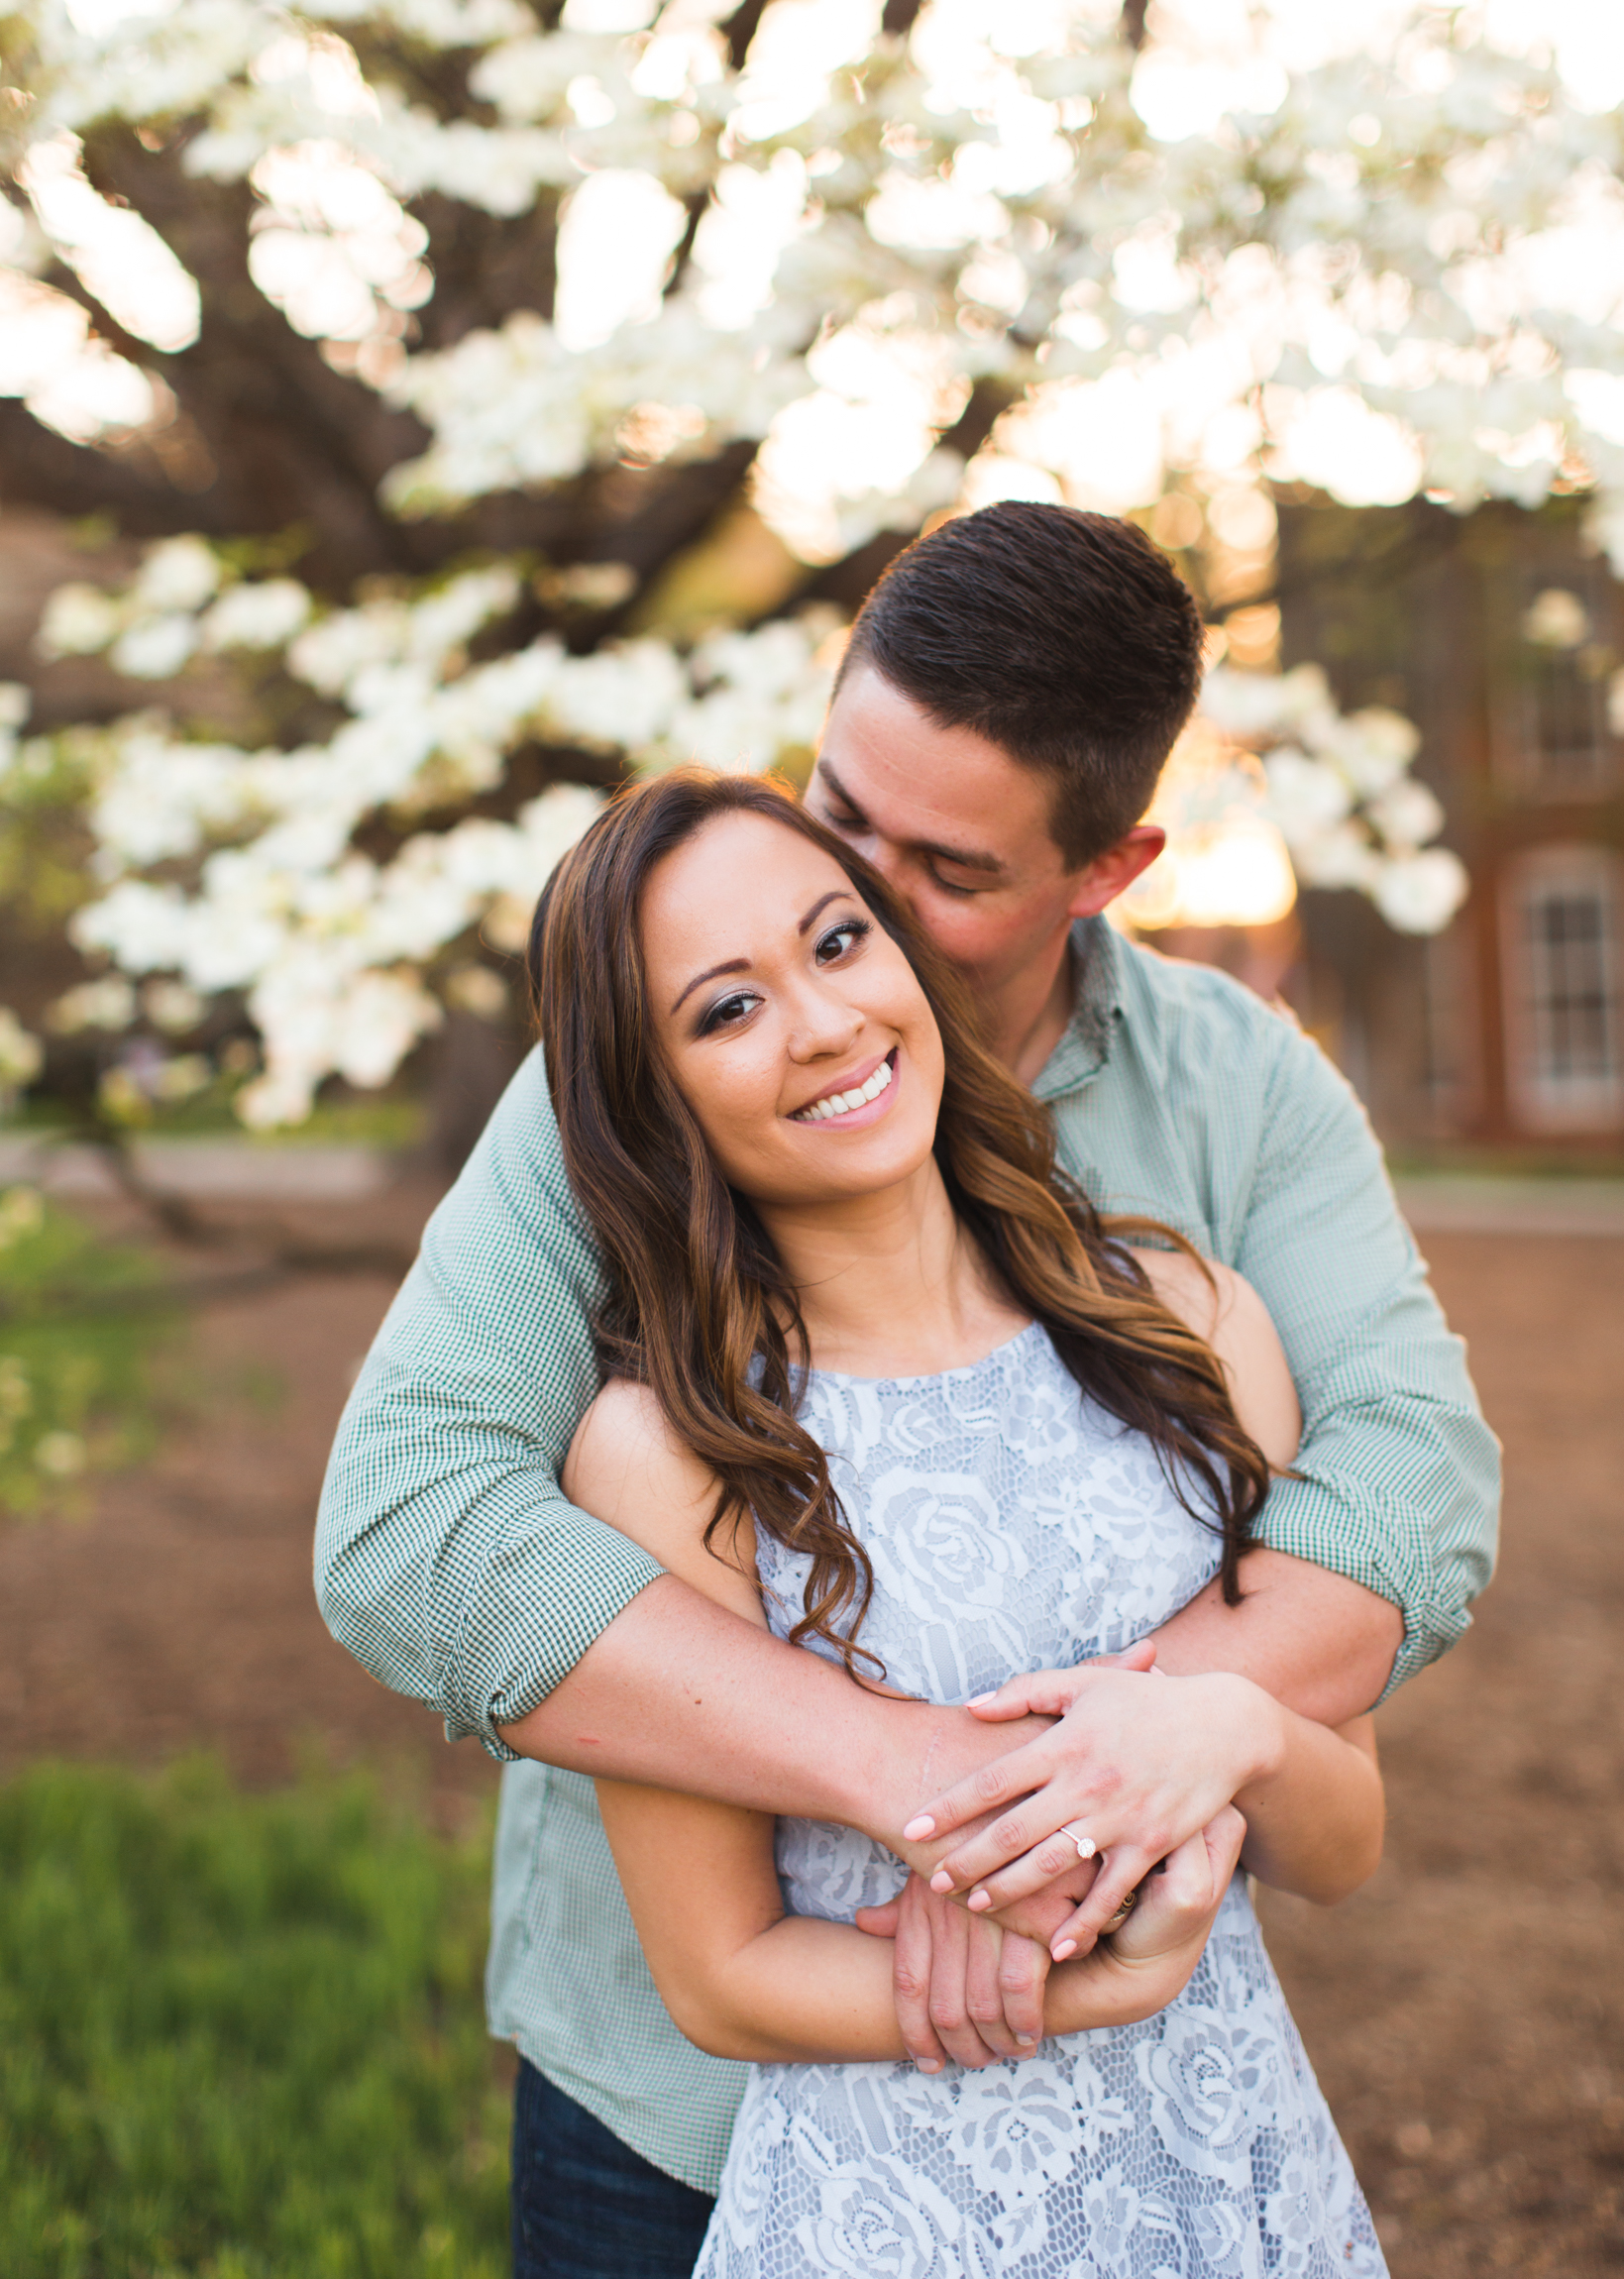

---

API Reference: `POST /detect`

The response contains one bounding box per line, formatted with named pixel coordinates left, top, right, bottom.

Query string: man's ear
left=1066, top=824, right=1166, bottom=921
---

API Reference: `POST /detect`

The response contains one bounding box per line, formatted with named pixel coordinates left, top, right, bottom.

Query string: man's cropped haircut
left=838, top=501, right=1206, bottom=869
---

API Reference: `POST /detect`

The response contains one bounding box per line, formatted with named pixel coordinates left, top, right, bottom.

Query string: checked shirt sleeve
left=1233, top=1019, right=1501, bottom=1698
left=314, top=1050, right=663, bottom=1758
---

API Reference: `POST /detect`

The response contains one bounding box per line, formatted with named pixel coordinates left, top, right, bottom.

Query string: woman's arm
left=920, top=1257, right=1385, bottom=1933
left=567, top=1381, right=1235, bottom=2065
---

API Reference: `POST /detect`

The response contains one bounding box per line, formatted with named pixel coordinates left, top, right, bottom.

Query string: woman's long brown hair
left=529, top=769, right=1269, bottom=1682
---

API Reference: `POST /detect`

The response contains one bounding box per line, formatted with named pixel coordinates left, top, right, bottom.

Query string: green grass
left=0, top=1758, right=510, bottom=2279
left=0, top=1188, right=175, bottom=1518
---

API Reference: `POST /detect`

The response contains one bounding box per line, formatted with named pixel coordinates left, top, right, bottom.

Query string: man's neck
left=988, top=925, right=1079, bottom=1089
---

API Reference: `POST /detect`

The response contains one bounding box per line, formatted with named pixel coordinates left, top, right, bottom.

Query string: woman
left=529, top=768, right=1386, bottom=2278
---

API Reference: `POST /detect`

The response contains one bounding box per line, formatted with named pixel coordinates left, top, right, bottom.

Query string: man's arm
left=313, top=1050, right=1047, bottom=1854
left=1226, top=1000, right=1500, bottom=1693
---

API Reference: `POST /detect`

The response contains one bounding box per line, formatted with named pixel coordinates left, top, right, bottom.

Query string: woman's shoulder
left=564, top=1375, right=710, bottom=1513
left=1129, top=1247, right=1244, bottom=1342
left=563, top=1376, right=765, bottom=1619
left=1129, top=1248, right=1300, bottom=1469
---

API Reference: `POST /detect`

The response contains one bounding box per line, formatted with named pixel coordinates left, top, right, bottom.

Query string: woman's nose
left=786, top=981, right=862, bottom=1062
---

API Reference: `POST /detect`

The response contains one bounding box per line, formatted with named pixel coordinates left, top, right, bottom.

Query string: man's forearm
left=496, top=1574, right=1034, bottom=1847
left=1149, top=1547, right=1402, bottom=1723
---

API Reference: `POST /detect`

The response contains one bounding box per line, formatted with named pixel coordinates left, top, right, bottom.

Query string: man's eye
left=929, top=868, right=983, bottom=898
left=824, top=807, right=863, bottom=835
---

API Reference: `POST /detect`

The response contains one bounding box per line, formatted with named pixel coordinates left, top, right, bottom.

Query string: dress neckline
left=801, top=1318, right=1044, bottom=1393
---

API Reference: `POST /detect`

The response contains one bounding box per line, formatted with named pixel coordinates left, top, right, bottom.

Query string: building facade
left=1278, top=498, right=1624, bottom=1163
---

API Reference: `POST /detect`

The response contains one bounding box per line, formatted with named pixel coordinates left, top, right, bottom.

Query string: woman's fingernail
left=929, top=1870, right=954, bottom=1894
left=967, top=1692, right=998, bottom=1707
left=1052, top=1939, right=1077, bottom=1962
left=1016, top=2032, right=1036, bottom=2047
left=903, top=1815, right=935, bottom=1841
left=966, top=1889, right=991, bottom=1912
left=918, top=2058, right=942, bottom=2073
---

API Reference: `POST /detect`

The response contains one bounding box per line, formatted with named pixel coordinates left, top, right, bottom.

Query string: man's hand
left=855, top=1876, right=1055, bottom=2072
left=902, top=1662, right=1279, bottom=1956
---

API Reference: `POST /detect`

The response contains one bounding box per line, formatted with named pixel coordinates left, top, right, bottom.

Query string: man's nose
left=857, top=837, right=914, bottom=910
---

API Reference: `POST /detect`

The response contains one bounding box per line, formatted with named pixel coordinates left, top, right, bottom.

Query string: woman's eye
left=700, top=991, right=759, bottom=1033
left=814, top=919, right=869, bottom=965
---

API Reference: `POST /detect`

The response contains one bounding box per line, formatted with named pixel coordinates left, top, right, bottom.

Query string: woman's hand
left=855, top=1876, right=1053, bottom=2072
left=1045, top=1805, right=1247, bottom=2029
left=906, top=1660, right=1281, bottom=1957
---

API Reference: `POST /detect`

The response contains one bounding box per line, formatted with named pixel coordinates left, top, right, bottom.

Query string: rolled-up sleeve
left=1234, top=1019, right=1500, bottom=1695
left=314, top=1050, right=664, bottom=1757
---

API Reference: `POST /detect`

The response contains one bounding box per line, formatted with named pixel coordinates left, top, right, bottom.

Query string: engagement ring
left=1059, top=1820, right=1098, bottom=1860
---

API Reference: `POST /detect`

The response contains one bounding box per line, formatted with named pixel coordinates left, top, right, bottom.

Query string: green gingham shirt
left=314, top=918, right=1498, bottom=2193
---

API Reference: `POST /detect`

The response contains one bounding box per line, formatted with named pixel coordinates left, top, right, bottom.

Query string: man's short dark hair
left=838, top=502, right=1205, bottom=868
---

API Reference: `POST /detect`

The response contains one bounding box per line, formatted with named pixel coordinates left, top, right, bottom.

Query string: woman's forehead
left=644, top=812, right=852, bottom=929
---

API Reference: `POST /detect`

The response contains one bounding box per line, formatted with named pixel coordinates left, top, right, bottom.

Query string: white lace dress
left=693, top=1323, right=1385, bottom=2279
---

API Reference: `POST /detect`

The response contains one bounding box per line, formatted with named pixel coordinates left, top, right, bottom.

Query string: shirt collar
left=1030, top=917, right=1127, bottom=1103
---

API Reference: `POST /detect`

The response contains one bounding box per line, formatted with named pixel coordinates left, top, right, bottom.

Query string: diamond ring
left=1059, top=1821, right=1098, bottom=1860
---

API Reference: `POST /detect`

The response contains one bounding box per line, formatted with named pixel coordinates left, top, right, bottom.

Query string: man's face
left=807, top=665, right=1155, bottom=1001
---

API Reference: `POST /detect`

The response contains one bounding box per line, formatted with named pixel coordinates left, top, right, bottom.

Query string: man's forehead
left=815, top=678, right=1056, bottom=870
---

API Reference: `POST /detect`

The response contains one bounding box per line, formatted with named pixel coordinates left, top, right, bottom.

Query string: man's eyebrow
left=670, top=956, right=748, bottom=1017
left=817, top=759, right=1006, bottom=877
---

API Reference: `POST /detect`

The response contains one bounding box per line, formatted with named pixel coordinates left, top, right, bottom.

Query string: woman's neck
left=755, top=1160, right=1029, bottom=1378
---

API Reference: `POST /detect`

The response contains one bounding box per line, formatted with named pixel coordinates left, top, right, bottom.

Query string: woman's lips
left=788, top=1047, right=899, bottom=1129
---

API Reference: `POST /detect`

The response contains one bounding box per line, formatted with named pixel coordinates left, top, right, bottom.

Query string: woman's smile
left=788, top=1047, right=899, bottom=1128
left=638, top=810, right=944, bottom=1211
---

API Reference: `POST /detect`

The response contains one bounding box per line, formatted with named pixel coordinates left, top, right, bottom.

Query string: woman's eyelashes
left=814, top=917, right=871, bottom=965
left=696, top=988, right=762, bottom=1036
left=693, top=918, right=870, bottom=1035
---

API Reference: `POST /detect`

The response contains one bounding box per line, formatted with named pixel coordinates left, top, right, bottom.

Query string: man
left=316, top=503, right=1497, bottom=2278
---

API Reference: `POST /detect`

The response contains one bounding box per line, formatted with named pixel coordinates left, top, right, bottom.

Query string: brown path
left=1, top=1204, right=1620, bottom=2271
left=1257, top=1231, right=1624, bottom=2276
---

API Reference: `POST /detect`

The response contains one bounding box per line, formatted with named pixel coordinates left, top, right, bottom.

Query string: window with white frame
left=1502, top=845, right=1624, bottom=1132
left=1494, top=576, right=1619, bottom=799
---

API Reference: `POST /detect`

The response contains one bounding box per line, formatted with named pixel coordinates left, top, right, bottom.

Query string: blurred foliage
left=0, top=1186, right=173, bottom=1517
left=0, top=1757, right=509, bottom=2279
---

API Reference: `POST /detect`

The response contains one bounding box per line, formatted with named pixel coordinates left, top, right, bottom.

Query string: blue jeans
left=510, top=2059, right=715, bottom=2278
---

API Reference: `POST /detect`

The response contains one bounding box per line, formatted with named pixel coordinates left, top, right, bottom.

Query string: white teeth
left=794, top=1055, right=893, bottom=1123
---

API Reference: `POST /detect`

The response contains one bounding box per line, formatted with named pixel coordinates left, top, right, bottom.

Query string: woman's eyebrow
left=670, top=956, right=748, bottom=1016
left=669, top=886, right=857, bottom=1014
left=797, top=888, right=856, bottom=935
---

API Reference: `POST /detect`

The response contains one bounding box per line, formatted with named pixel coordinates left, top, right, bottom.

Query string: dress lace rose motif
left=702, top=1326, right=1386, bottom=2279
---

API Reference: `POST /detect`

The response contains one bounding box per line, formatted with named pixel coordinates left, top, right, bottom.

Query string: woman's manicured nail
left=918, top=2058, right=942, bottom=2073
left=929, top=1870, right=954, bottom=1894
left=966, top=1889, right=991, bottom=1912
left=903, top=1815, right=935, bottom=1841
left=967, top=1692, right=998, bottom=1707
left=1016, top=2032, right=1036, bottom=2047
left=1052, top=1939, right=1077, bottom=1961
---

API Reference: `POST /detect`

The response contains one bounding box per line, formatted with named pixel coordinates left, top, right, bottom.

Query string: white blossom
left=15, top=0, right=1610, bottom=1119
left=38, top=583, right=122, bottom=658
left=201, top=578, right=313, bottom=651
left=50, top=974, right=139, bottom=1032
left=0, top=1008, right=44, bottom=1106
left=1371, top=847, right=1470, bottom=934
left=110, top=613, right=199, bottom=681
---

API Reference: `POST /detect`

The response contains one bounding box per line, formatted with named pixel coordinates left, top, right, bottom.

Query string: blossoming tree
left=2, top=0, right=1621, bottom=1126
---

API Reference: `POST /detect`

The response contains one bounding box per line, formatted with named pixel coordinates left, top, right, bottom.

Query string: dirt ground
left=2, top=1187, right=1620, bottom=2276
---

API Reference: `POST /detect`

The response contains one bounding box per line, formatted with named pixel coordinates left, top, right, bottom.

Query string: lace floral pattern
left=696, top=1326, right=1385, bottom=2279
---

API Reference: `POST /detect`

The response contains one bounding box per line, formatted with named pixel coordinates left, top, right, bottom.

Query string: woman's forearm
left=667, top=1914, right=1202, bottom=2065
left=1232, top=1698, right=1383, bottom=1903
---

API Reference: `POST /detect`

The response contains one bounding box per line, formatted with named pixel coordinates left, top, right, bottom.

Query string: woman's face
left=640, top=810, right=945, bottom=1212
